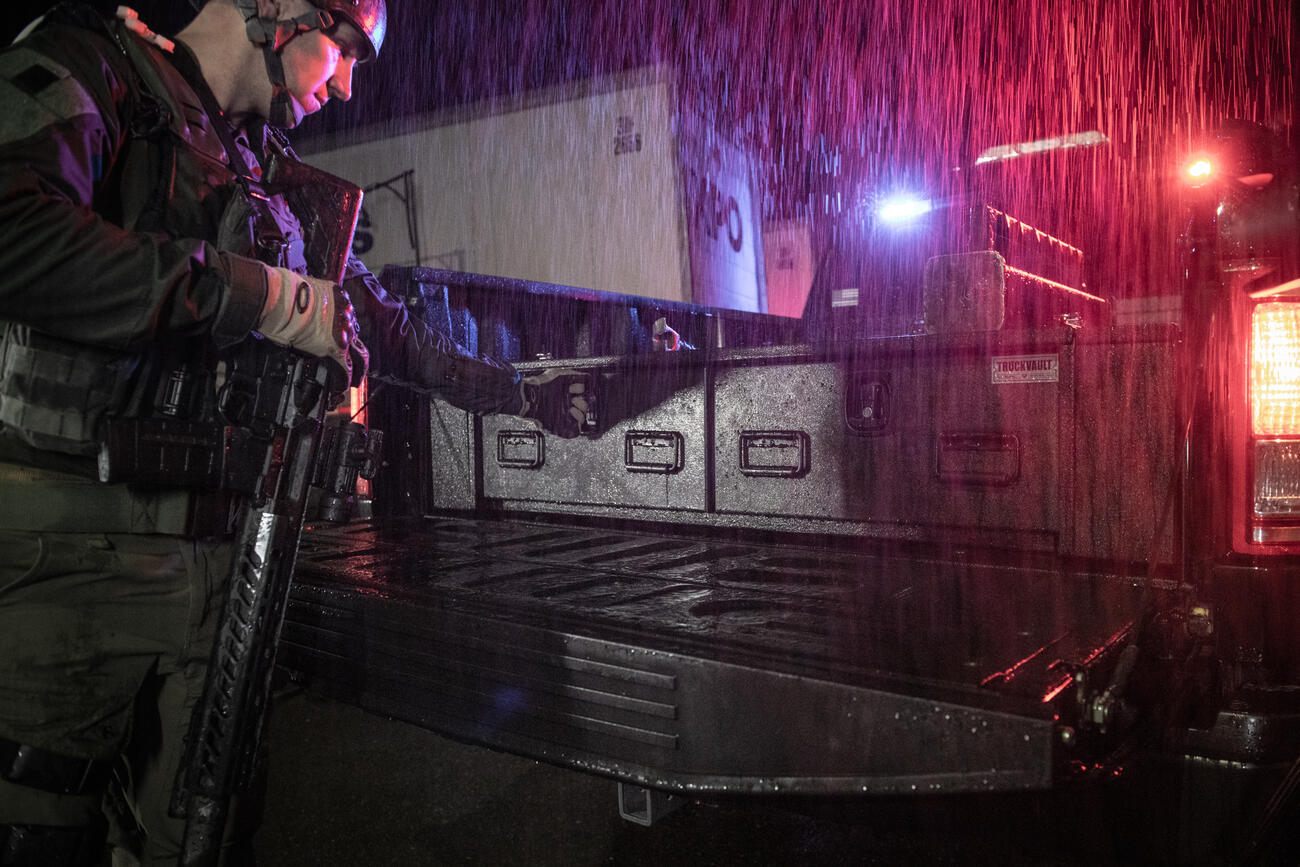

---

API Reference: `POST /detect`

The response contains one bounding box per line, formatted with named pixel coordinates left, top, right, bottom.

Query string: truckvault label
left=991, top=354, right=1059, bottom=384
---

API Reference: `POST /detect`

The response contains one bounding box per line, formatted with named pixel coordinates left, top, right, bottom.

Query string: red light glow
left=1252, top=303, right=1300, bottom=436
left=1186, top=159, right=1213, bottom=179
left=350, top=381, right=371, bottom=499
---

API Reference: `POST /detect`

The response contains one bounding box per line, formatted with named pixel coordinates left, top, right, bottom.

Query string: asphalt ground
left=254, top=689, right=1176, bottom=866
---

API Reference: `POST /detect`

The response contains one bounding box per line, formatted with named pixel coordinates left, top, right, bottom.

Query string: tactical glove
left=258, top=266, right=368, bottom=387
left=520, top=369, right=591, bottom=439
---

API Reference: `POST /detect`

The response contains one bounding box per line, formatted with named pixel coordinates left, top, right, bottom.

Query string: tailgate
left=282, top=516, right=1146, bottom=795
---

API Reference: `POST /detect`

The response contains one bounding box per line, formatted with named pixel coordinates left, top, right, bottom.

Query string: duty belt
left=0, top=737, right=112, bottom=796
left=0, top=462, right=234, bottom=537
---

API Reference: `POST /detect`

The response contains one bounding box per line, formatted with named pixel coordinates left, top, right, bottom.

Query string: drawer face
left=713, top=353, right=1063, bottom=535
left=482, top=380, right=708, bottom=512
left=473, top=341, right=1066, bottom=538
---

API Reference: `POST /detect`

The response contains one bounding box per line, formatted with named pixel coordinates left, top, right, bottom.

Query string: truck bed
left=282, top=514, right=1147, bottom=796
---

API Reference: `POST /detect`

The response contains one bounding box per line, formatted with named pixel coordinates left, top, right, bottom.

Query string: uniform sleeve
left=0, top=26, right=266, bottom=352
left=341, top=257, right=525, bottom=416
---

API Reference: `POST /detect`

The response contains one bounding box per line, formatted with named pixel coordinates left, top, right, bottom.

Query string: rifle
left=164, top=155, right=380, bottom=867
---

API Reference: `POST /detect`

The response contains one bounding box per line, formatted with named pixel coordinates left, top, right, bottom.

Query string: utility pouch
left=96, top=417, right=227, bottom=488
left=0, top=322, right=137, bottom=457
left=96, top=417, right=269, bottom=498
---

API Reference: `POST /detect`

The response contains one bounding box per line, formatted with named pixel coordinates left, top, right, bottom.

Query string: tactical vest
left=0, top=15, right=307, bottom=458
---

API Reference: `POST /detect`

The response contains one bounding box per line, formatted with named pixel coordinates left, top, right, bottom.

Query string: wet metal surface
left=292, top=516, right=1145, bottom=709
left=281, top=516, right=1147, bottom=796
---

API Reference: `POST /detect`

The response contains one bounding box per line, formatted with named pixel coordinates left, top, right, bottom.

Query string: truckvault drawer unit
left=283, top=267, right=1168, bottom=795
left=283, top=244, right=1298, bottom=862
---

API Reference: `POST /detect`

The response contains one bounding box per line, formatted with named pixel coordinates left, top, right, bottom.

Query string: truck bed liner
left=282, top=515, right=1147, bottom=795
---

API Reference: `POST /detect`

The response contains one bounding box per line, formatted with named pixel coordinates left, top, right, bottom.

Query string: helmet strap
left=232, top=0, right=335, bottom=127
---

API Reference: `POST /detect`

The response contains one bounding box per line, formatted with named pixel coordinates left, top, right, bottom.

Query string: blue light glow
left=877, top=195, right=932, bottom=224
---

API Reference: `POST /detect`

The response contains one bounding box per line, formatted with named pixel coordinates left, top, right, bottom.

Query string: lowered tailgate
left=282, top=515, right=1146, bottom=796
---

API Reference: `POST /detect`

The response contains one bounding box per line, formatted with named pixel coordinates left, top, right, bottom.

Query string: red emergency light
left=1185, top=158, right=1214, bottom=186
left=1184, top=156, right=1275, bottom=190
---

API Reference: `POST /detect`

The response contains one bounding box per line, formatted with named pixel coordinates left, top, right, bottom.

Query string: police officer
left=0, top=1, right=584, bottom=863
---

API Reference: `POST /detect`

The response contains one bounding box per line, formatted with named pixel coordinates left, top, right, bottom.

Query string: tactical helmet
left=235, top=0, right=387, bottom=126
left=237, top=0, right=386, bottom=62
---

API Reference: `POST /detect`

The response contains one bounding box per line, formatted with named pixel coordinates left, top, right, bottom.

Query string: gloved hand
left=257, top=266, right=368, bottom=387
left=520, top=369, right=591, bottom=439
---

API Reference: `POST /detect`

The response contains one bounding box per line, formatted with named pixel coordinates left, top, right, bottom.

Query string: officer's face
left=278, top=17, right=366, bottom=127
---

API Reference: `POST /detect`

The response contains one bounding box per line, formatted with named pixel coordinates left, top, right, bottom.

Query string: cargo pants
left=0, top=473, right=255, bottom=865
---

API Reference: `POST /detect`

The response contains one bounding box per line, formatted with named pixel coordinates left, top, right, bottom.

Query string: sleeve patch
left=0, top=48, right=101, bottom=146
left=12, top=63, right=59, bottom=96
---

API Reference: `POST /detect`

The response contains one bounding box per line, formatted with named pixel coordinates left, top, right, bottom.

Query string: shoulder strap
left=166, top=43, right=263, bottom=184
left=110, top=17, right=266, bottom=233
left=109, top=29, right=176, bottom=233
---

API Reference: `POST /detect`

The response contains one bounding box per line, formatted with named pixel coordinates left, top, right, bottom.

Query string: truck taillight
left=1250, top=302, right=1300, bottom=538
left=1251, top=303, right=1300, bottom=436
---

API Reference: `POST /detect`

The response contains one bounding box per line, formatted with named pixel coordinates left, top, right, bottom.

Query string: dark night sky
left=6, top=0, right=1293, bottom=236
left=11, top=2, right=1292, bottom=149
